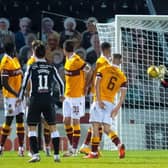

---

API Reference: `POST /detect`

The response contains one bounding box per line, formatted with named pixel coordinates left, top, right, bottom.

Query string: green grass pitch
left=1, top=150, right=168, bottom=168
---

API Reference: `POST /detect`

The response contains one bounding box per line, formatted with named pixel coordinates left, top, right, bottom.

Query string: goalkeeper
left=148, top=65, right=168, bottom=88
left=159, top=66, right=168, bottom=88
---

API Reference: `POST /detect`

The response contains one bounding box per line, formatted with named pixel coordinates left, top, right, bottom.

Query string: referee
left=18, top=41, right=64, bottom=163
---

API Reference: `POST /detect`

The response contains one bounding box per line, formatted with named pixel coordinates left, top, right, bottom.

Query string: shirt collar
left=101, top=54, right=111, bottom=64
left=36, top=58, right=46, bottom=62
left=68, top=53, right=76, bottom=60
left=111, top=63, right=120, bottom=68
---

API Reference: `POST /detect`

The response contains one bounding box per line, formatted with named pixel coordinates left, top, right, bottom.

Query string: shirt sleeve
left=19, top=66, right=32, bottom=99
left=1, top=56, right=10, bottom=77
left=53, top=66, right=64, bottom=96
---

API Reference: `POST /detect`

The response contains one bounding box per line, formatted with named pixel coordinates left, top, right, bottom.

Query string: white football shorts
left=63, top=96, right=85, bottom=119
left=4, top=98, right=24, bottom=117
left=89, top=101, right=115, bottom=125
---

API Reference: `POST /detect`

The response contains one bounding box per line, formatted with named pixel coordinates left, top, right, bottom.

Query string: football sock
left=64, top=125, right=73, bottom=146
left=16, top=123, right=25, bottom=147
left=28, top=131, right=38, bottom=154
left=108, top=131, right=121, bottom=146
left=51, top=131, right=60, bottom=155
left=0, top=123, right=11, bottom=146
left=72, top=124, right=80, bottom=149
left=91, top=137, right=100, bottom=153
left=99, top=127, right=103, bottom=141
left=44, top=128, right=51, bottom=147
left=84, top=127, right=92, bottom=145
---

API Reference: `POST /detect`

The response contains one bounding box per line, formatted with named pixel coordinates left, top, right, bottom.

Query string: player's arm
left=111, top=83, right=127, bottom=119
left=19, top=66, right=32, bottom=99
left=83, top=63, right=93, bottom=94
left=1, top=71, right=18, bottom=97
left=53, top=66, right=65, bottom=100
left=95, top=73, right=105, bottom=109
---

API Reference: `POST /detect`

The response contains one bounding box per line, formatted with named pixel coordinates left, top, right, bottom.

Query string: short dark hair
left=32, top=40, right=41, bottom=50
left=34, top=42, right=46, bottom=58
left=4, top=42, right=15, bottom=56
left=63, top=40, right=74, bottom=52
left=113, top=53, right=122, bottom=60
left=101, top=42, right=111, bottom=51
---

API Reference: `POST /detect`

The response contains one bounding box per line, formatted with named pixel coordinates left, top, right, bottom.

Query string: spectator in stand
left=50, top=50, right=65, bottom=108
left=19, top=33, right=37, bottom=69
left=41, top=17, right=57, bottom=43
left=75, top=48, right=87, bottom=61
left=45, top=32, right=61, bottom=64
left=15, top=17, right=32, bottom=51
left=59, top=17, right=81, bottom=48
left=52, top=50, right=64, bottom=78
left=86, top=34, right=100, bottom=65
left=0, top=18, right=15, bottom=59
left=81, top=17, right=98, bottom=49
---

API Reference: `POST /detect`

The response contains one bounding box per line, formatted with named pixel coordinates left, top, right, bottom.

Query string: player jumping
left=18, top=41, right=64, bottom=163
left=85, top=54, right=127, bottom=159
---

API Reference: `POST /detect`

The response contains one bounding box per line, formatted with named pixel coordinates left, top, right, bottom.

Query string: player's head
left=112, top=53, right=122, bottom=65
left=32, top=40, right=41, bottom=51
left=63, top=39, right=74, bottom=56
left=34, top=41, right=46, bottom=59
left=101, top=42, right=111, bottom=58
left=4, top=41, right=16, bottom=57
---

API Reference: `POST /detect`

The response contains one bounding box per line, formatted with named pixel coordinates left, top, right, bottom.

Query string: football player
left=85, top=54, right=127, bottom=159
left=63, top=40, right=91, bottom=156
left=18, top=42, right=64, bottom=163
left=0, top=42, right=25, bottom=156
left=80, top=42, right=112, bottom=155
left=26, top=40, right=52, bottom=156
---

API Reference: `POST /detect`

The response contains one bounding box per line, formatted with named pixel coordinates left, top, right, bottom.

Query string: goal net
left=97, top=15, right=168, bottom=150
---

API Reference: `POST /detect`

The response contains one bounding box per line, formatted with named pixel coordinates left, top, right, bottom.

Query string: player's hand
left=59, top=96, right=65, bottom=102
left=111, top=107, right=120, bottom=119
left=98, top=101, right=105, bottom=109
left=15, top=99, right=22, bottom=107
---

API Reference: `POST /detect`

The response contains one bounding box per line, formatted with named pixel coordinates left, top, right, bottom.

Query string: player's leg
left=80, top=127, right=92, bottom=154
left=16, top=113, right=25, bottom=156
left=49, top=125, right=60, bottom=162
left=80, top=127, right=103, bottom=155
left=42, top=99, right=61, bottom=162
left=63, top=99, right=73, bottom=148
left=42, top=120, right=51, bottom=156
left=27, top=97, right=41, bottom=163
left=63, top=117, right=73, bottom=147
left=84, top=122, right=100, bottom=158
left=84, top=102, right=103, bottom=158
left=15, top=99, right=25, bottom=156
left=28, top=125, right=40, bottom=162
left=0, top=116, right=13, bottom=155
left=103, top=124, right=125, bottom=159
left=71, top=97, right=86, bottom=156
left=102, top=101, right=125, bottom=159
left=72, top=118, right=81, bottom=155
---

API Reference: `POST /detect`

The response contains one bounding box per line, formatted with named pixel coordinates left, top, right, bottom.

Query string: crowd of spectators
left=0, top=16, right=100, bottom=108
left=0, top=16, right=99, bottom=74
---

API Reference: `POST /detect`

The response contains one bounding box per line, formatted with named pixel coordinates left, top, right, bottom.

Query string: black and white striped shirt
left=19, top=59, right=64, bottom=99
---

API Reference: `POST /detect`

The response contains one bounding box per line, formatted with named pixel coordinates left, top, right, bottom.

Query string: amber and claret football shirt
left=94, top=64, right=127, bottom=103
left=90, top=55, right=110, bottom=94
left=27, top=56, right=36, bottom=66
left=64, top=53, right=86, bottom=97
left=0, top=54, right=22, bottom=98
